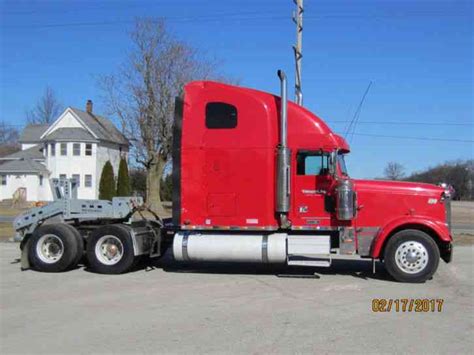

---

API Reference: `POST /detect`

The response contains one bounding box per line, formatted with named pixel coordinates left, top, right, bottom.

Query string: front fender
left=371, top=216, right=452, bottom=258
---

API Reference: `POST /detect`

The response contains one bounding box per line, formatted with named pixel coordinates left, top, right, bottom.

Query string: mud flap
left=20, top=238, right=31, bottom=271
left=441, top=242, right=453, bottom=263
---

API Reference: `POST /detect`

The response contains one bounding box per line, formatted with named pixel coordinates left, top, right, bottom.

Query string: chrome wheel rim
left=395, top=241, right=429, bottom=274
left=95, top=235, right=124, bottom=265
left=36, top=234, right=64, bottom=264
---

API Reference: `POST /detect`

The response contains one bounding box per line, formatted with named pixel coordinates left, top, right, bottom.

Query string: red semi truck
left=14, top=71, right=453, bottom=282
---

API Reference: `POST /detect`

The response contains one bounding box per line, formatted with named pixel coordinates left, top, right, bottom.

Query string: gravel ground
left=0, top=243, right=473, bottom=355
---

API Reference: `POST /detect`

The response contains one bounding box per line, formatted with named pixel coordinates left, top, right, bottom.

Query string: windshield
left=337, top=154, right=349, bottom=176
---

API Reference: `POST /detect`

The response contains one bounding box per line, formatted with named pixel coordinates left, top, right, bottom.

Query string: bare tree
left=384, top=162, right=405, bottom=180
left=26, top=86, right=63, bottom=124
left=0, top=121, right=20, bottom=157
left=100, top=18, right=226, bottom=213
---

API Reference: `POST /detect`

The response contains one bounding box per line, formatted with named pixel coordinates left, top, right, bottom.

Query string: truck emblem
left=299, top=206, right=308, bottom=213
left=302, top=189, right=326, bottom=194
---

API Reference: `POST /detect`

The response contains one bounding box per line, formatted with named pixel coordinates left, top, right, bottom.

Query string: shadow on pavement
left=19, top=250, right=391, bottom=281
left=146, top=253, right=392, bottom=282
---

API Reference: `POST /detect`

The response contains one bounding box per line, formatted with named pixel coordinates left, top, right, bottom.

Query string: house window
left=205, top=102, right=238, bottom=129
left=73, top=143, right=81, bottom=156
left=72, top=174, right=80, bottom=187
left=85, top=143, right=92, bottom=156
left=85, top=174, right=92, bottom=187
left=60, top=143, right=67, bottom=156
left=39, top=175, right=43, bottom=186
left=51, top=143, right=56, bottom=156
left=59, top=174, right=67, bottom=180
left=1, top=175, right=6, bottom=186
left=44, top=144, right=48, bottom=157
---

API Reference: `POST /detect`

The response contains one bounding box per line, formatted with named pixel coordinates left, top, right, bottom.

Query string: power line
left=338, top=132, right=474, bottom=143
left=329, top=120, right=473, bottom=126
left=1, top=12, right=285, bottom=29
left=3, top=11, right=470, bottom=29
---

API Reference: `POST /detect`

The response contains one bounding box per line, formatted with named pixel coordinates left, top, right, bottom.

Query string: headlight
left=439, top=183, right=454, bottom=200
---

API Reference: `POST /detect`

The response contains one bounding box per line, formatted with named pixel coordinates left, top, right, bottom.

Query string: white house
left=0, top=101, right=129, bottom=202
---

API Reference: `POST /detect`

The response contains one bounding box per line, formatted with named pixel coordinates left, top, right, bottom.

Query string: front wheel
left=86, top=224, right=136, bottom=274
left=384, top=229, right=440, bottom=283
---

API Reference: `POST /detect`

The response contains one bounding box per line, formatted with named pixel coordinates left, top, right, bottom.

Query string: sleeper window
left=205, top=102, right=237, bottom=129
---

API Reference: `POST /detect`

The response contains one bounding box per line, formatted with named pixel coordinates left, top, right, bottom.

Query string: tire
left=384, top=229, right=440, bottom=283
left=86, top=224, right=136, bottom=274
left=62, top=224, right=84, bottom=267
left=29, top=224, right=80, bottom=272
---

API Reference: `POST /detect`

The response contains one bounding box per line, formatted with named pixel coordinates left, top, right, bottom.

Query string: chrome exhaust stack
left=276, top=70, right=291, bottom=228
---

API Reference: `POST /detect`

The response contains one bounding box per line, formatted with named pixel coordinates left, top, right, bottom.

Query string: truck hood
left=353, top=179, right=444, bottom=197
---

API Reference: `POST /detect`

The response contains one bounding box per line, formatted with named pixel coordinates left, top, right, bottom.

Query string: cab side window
left=297, top=152, right=329, bottom=175
left=205, top=102, right=238, bottom=129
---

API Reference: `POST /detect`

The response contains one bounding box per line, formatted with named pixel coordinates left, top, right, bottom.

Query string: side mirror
left=329, top=151, right=337, bottom=177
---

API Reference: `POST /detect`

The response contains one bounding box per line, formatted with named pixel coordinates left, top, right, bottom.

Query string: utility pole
left=293, top=0, right=303, bottom=105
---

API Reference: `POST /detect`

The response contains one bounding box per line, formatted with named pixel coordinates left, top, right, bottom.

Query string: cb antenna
left=293, top=0, right=303, bottom=105
left=344, top=81, right=373, bottom=143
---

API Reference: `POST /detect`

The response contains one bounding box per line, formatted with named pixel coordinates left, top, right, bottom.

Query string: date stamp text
left=372, top=298, right=444, bottom=312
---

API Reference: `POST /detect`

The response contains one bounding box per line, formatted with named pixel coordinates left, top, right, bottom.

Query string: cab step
left=286, top=235, right=331, bottom=267
left=287, top=255, right=332, bottom=267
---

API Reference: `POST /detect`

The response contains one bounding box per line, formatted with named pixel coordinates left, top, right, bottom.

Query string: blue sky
left=0, top=0, right=472, bottom=178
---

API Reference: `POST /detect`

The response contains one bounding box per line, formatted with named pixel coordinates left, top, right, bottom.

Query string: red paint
left=179, top=81, right=451, bottom=255
left=353, top=180, right=450, bottom=257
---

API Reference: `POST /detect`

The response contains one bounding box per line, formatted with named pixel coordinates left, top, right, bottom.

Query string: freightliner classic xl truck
left=13, top=71, right=453, bottom=282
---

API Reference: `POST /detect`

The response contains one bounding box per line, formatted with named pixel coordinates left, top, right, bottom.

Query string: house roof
left=69, top=108, right=129, bottom=146
left=42, top=127, right=97, bottom=142
left=19, top=124, right=49, bottom=143
left=0, top=145, right=44, bottom=161
left=0, top=159, right=47, bottom=174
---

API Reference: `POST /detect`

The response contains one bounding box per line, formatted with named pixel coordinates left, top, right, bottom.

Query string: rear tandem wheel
left=86, top=224, right=136, bottom=274
left=28, top=223, right=82, bottom=272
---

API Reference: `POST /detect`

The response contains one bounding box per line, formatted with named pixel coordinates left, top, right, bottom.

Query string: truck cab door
left=293, top=151, right=334, bottom=227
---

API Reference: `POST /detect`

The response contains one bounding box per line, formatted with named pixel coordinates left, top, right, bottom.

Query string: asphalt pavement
left=0, top=243, right=473, bottom=354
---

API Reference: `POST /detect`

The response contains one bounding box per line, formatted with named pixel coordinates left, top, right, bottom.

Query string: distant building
left=0, top=101, right=129, bottom=201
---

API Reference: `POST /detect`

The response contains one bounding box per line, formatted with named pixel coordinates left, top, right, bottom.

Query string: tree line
left=384, top=160, right=474, bottom=200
